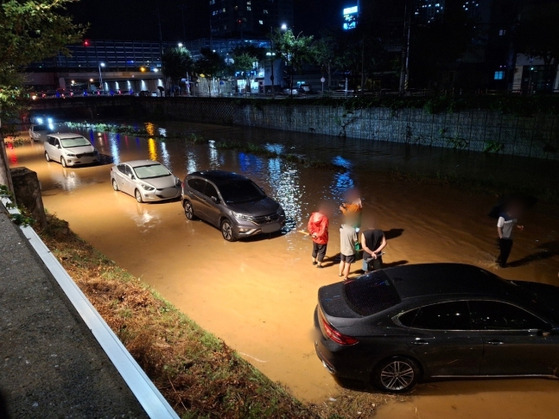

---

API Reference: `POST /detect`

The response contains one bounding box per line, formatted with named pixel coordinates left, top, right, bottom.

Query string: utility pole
left=399, top=0, right=412, bottom=95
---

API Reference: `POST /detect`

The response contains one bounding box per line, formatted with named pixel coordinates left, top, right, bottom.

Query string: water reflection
left=208, top=140, right=221, bottom=168
left=52, top=168, right=81, bottom=191
left=110, top=133, right=121, bottom=164
left=131, top=203, right=161, bottom=233
left=330, top=170, right=355, bottom=201
left=238, top=152, right=264, bottom=174
left=148, top=138, right=157, bottom=161
left=160, top=141, right=171, bottom=169
left=185, top=150, right=198, bottom=174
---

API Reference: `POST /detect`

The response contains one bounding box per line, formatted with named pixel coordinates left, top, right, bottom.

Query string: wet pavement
left=7, top=121, right=559, bottom=418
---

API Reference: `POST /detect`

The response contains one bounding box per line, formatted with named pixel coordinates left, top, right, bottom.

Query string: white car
left=44, top=133, right=99, bottom=167
left=110, top=160, right=181, bottom=203
left=29, top=124, right=50, bottom=142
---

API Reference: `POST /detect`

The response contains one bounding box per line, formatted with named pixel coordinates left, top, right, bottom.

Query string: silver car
left=110, top=160, right=181, bottom=203
left=44, top=133, right=99, bottom=167
left=182, top=170, right=286, bottom=241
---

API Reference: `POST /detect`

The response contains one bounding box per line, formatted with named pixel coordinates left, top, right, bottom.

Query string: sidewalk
left=0, top=205, right=150, bottom=418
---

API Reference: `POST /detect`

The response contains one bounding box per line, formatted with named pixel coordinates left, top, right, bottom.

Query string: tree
left=194, top=48, right=225, bottom=97
left=0, top=0, right=84, bottom=195
left=313, top=36, right=337, bottom=90
left=517, top=2, right=559, bottom=92
left=161, top=45, right=194, bottom=95
left=272, top=29, right=315, bottom=96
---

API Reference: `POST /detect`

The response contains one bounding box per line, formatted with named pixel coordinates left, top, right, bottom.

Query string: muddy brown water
left=7, top=122, right=559, bottom=418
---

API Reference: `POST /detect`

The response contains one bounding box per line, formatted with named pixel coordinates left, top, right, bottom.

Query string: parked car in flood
left=181, top=170, right=286, bottom=241
left=110, top=160, right=181, bottom=203
left=44, top=133, right=99, bottom=167
left=314, top=263, right=559, bottom=393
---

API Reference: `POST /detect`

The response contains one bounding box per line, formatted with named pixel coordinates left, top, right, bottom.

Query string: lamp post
left=98, top=62, right=105, bottom=92
left=269, top=27, right=275, bottom=98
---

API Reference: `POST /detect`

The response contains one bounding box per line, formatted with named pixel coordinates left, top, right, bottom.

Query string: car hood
left=227, top=197, right=281, bottom=216
left=62, top=145, right=95, bottom=153
left=141, top=175, right=178, bottom=189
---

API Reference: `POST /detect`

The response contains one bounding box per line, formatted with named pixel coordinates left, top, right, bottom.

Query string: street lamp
left=98, top=62, right=105, bottom=92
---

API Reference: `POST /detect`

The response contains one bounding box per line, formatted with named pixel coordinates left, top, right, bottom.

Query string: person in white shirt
left=496, top=205, right=524, bottom=267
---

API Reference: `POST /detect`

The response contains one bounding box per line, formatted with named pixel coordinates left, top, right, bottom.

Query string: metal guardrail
left=0, top=195, right=179, bottom=419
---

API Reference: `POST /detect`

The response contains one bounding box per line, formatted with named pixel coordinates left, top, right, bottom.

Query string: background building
left=209, top=0, right=294, bottom=38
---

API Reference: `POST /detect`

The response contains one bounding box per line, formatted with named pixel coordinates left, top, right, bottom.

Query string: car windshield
left=133, top=164, right=171, bottom=179
left=60, top=137, right=91, bottom=148
left=219, top=179, right=266, bottom=204
left=344, top=271, right=401, bottom=316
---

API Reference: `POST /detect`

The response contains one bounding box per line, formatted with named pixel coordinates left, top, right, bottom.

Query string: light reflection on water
left=148, top=138, right=158, bottom=161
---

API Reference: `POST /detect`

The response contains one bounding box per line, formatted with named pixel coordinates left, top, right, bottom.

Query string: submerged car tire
left=221, top=219, right=236, bottom=242
left=373, top=356, right=420, bottom=393
left=111, top=179, right=119, bottom=191
left=134, top=189, right=143, bottom=203
left=61, top=157, right=67, bottom=168
left=45, top=152, right=51, bottom=162
left=183, top=200, right=196, bottom=220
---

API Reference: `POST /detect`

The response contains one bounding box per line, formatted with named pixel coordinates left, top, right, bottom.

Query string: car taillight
left=320, top=310, right=358, bottom=346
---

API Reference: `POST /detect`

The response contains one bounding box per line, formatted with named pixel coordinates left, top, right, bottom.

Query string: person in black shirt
left=360, top=228, right=386, bottom=272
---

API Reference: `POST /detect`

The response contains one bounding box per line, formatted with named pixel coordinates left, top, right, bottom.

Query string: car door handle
left=487, top=340, right=504, bottom=345
left=412, top=339, right=430, bottom=345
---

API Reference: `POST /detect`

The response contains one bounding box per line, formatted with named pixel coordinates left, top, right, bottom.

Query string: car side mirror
left=211, top=196, right=219, bottom=204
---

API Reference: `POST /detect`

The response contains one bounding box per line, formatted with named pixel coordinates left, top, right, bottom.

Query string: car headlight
left=232, top=211, right=252, bottom=222
left=141, top=183, right=155, bottom=191
left=66, top=153, right=76, bottom=157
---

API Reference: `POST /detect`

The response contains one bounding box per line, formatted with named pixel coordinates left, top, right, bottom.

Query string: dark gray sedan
left=314, top=263, right=559, bottom=392
left=182, top=170, right=285, bottom=241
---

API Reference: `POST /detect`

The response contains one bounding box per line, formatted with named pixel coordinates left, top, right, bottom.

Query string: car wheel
left=111, top=179, right=119, bottom=191
left=221, top=219, right=236, bottom=242
left=45, top=152, right=51, bottom=162
left=134, top=189, right=143, bottom=203
left=183, top=200, right=196, bottom=220
left=61, top=157, right=67, bottom=168
left=373, top=357, right=420, bottom=393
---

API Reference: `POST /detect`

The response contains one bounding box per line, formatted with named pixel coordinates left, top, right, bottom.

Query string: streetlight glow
left=98, top=62, right=106, bottom=91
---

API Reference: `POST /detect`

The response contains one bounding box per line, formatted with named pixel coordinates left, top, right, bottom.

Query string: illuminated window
left=494, top=71, right=504, bottom=80
left=498, top=29, right=506, bottom=36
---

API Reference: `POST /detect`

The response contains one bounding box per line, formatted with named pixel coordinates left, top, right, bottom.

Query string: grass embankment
left=38, top=214, right=393, bottom=418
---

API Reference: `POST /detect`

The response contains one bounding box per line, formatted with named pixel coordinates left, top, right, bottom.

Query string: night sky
left=69, top=0, right=349, bottom=41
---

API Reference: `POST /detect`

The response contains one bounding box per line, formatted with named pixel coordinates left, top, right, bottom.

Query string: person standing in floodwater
left=339, top=221, right=358, bottom=280
left=496, top=204, right=524, bottom=268
left=308, top=203, right=330, bottom=268
left=361, top=227, right=386, bottom=272
left=339, top=187, right=363, bottom=230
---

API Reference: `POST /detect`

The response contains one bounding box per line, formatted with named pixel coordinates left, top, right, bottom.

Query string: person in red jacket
left=308, top=203, right=331, bottom=268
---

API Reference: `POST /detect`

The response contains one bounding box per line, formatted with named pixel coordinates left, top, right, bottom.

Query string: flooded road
left=7, top=121, right=559, bottom=418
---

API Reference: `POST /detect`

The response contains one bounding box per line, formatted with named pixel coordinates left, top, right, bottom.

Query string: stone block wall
left=140, top=98, right=559, bottom=160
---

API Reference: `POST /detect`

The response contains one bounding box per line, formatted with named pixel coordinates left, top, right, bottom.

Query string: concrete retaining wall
left=141, top=98, right=559, bottom=160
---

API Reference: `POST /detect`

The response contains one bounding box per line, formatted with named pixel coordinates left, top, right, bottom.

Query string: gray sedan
left=110, top=160, right=181, bottom=203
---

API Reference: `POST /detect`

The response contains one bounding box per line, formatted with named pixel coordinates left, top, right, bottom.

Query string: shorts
left=312, top=243, right=327, bottom=261
left=340, top=254, right=355, bottom=263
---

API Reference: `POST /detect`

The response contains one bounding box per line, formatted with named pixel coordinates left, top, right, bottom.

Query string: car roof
left=119, top=160, right=162, bottom=168
left=187, top=170, right=250, bottom=186
left=382, top=263, right=511, bottom=300
left=48, top=133, right=86, bottom=139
